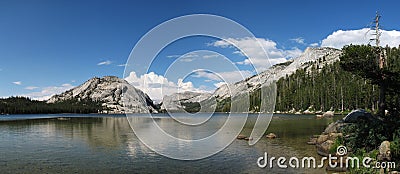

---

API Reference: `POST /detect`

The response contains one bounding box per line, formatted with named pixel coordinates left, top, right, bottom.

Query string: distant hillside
left=0, top=96, right=103, bottom=114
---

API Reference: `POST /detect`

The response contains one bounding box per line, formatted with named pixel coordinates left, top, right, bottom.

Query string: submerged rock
left=237, top=135, right=246, bottom=140
left=266, top=133, right=277, bottom=139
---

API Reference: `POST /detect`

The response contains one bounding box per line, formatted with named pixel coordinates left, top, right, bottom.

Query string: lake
left=0, top=113, right=340, bottom=173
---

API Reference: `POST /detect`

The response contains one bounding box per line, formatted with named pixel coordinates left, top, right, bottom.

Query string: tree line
left=0, top=96, right=104, bottom=114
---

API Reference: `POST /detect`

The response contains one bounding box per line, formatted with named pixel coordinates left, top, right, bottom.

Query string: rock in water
left=323, top=111, right=334, bottom=117
left=237, top=135, right=246, bottom=140
left=47, top=76, right=156, bottom=113
left=266, top=133, right=277, bottom=139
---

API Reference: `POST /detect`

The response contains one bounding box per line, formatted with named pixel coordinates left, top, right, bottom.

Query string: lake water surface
left=0, top=113, right=340, bottom=173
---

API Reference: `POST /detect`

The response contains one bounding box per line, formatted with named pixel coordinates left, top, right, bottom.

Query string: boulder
left=329, top=133, right=343, bottom=140
left=317, top=140, right=334, bottom=157
left=323, top=111, right=334, bottom=117
left=237, top=134, right=246, bottom=140
left=378, top=141, right=391, bottom=161
left=307, top=137, right=317, bottom=145
left=317, top=134, right=329, bottom=144
left=343, top=109, right=375, bottom=123
left=244, top=137, right=253, bottom=141
left=266, top=133, right=277, bottom=139
left=303, top=109, right=313, bottom=114
left=323, top=120, right=348, bottom=134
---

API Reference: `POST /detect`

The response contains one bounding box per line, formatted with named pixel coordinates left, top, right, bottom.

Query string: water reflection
left=0, top=114, right=338, bottom=173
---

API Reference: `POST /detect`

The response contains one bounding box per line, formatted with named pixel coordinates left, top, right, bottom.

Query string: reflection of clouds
left=127, top=114, right=247, bottom=159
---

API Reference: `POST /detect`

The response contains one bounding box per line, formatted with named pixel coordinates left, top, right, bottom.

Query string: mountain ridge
left=46, top=47, right=342, bottom=114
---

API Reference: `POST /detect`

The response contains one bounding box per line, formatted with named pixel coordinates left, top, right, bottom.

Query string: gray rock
left=266, top=133, right=277, bottom=139
left=343, top=109, right=375, bottom=123
left=47, top=76, right=156, bottom=113
left=208, top=47, right=341, bottom=102
left=323, top=121, right=348, bottom=134
left=378, top=140, right=391, bottom=161
left=317, top=140, right=334, bottom=157
left=161, top=91, right=211, bottom=112
left=323, top=111, right=334, bottom=117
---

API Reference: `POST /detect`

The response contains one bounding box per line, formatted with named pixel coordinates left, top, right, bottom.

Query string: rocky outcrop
left=323, top=111, right=335, bottom=117
left=210, top=47, right=341, bottom=102
left=343, top=109, right=375, bottom=123
left=160, top=91, right=211, bottom=112
left=47, top=76, right=156, bottom=113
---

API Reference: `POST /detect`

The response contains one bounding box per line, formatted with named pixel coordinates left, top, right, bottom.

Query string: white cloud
left=214, top=82, right=227, bottom=88
left=25, top=86, right=39, bottom=90
left=179, top=57, right=195, bottom=62
left=117, top=64, right=127, bottom=67
left=97, top=60, right=112, bottom=66
left=309, top=42, right=319, bottom=47
left=23, top=83, right=75, bottom=101
left=202, top=54, right=220, bottom=59
left=167, top=55, right=181, bottom=58
left=12, top=81, right=22, bottom=85
left=125, top=71, right=210, bottom=102
left=178, top=53, right=199, bottom=62
left=290, top=37, right=305, bottom=44
left=210, top=37, right=302, bottom=71
left=192, top=69, right=253, bottom=84
left=321, top=28, right=400, bottom=49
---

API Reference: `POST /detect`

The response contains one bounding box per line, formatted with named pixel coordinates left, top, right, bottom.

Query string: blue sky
left=1, top=0, right=400, bottom=101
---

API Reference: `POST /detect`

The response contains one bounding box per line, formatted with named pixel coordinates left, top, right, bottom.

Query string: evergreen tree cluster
left=0, top=96, right=104, bottom=114
left=275, top=61, right=379, bottom=113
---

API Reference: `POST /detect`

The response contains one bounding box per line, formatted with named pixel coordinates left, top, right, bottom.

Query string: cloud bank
left=23, top=83, right=75, bottom=101
left=210, top=37, right=302, bottom=72
left=321, top=28, right=400, bottom=49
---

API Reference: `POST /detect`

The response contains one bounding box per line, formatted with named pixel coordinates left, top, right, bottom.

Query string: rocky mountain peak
left=211, top=47, right=342, bottom=100
left=47, top=76, right=156, bottom=113
left=160, top=91, right=212, bottom=111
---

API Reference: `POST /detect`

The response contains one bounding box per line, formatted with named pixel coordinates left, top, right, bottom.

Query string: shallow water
left=0, top=113, right=340, bottom=173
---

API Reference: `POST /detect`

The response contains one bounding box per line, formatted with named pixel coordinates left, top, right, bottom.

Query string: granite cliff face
left=160, top=91, right=211, bottom=112
left=47, top=76, right=156, bottom=113
left=212, top=47, right=342, bottom=100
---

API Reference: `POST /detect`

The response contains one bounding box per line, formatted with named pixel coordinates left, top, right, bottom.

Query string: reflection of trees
left=54, top=117, right=132, bottom=149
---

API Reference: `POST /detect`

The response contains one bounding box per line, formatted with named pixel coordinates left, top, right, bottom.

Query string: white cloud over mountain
left=125, top=71, right=210, bottom=102
left=321, top=28, right=400, bottom=49
left=192, top=69, right=253, bottom=84
left=23, top=83, right=75, bottom=101
left=290, top=37, right=305, bottom=44
left=210, top=37, right=302, bottom=72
